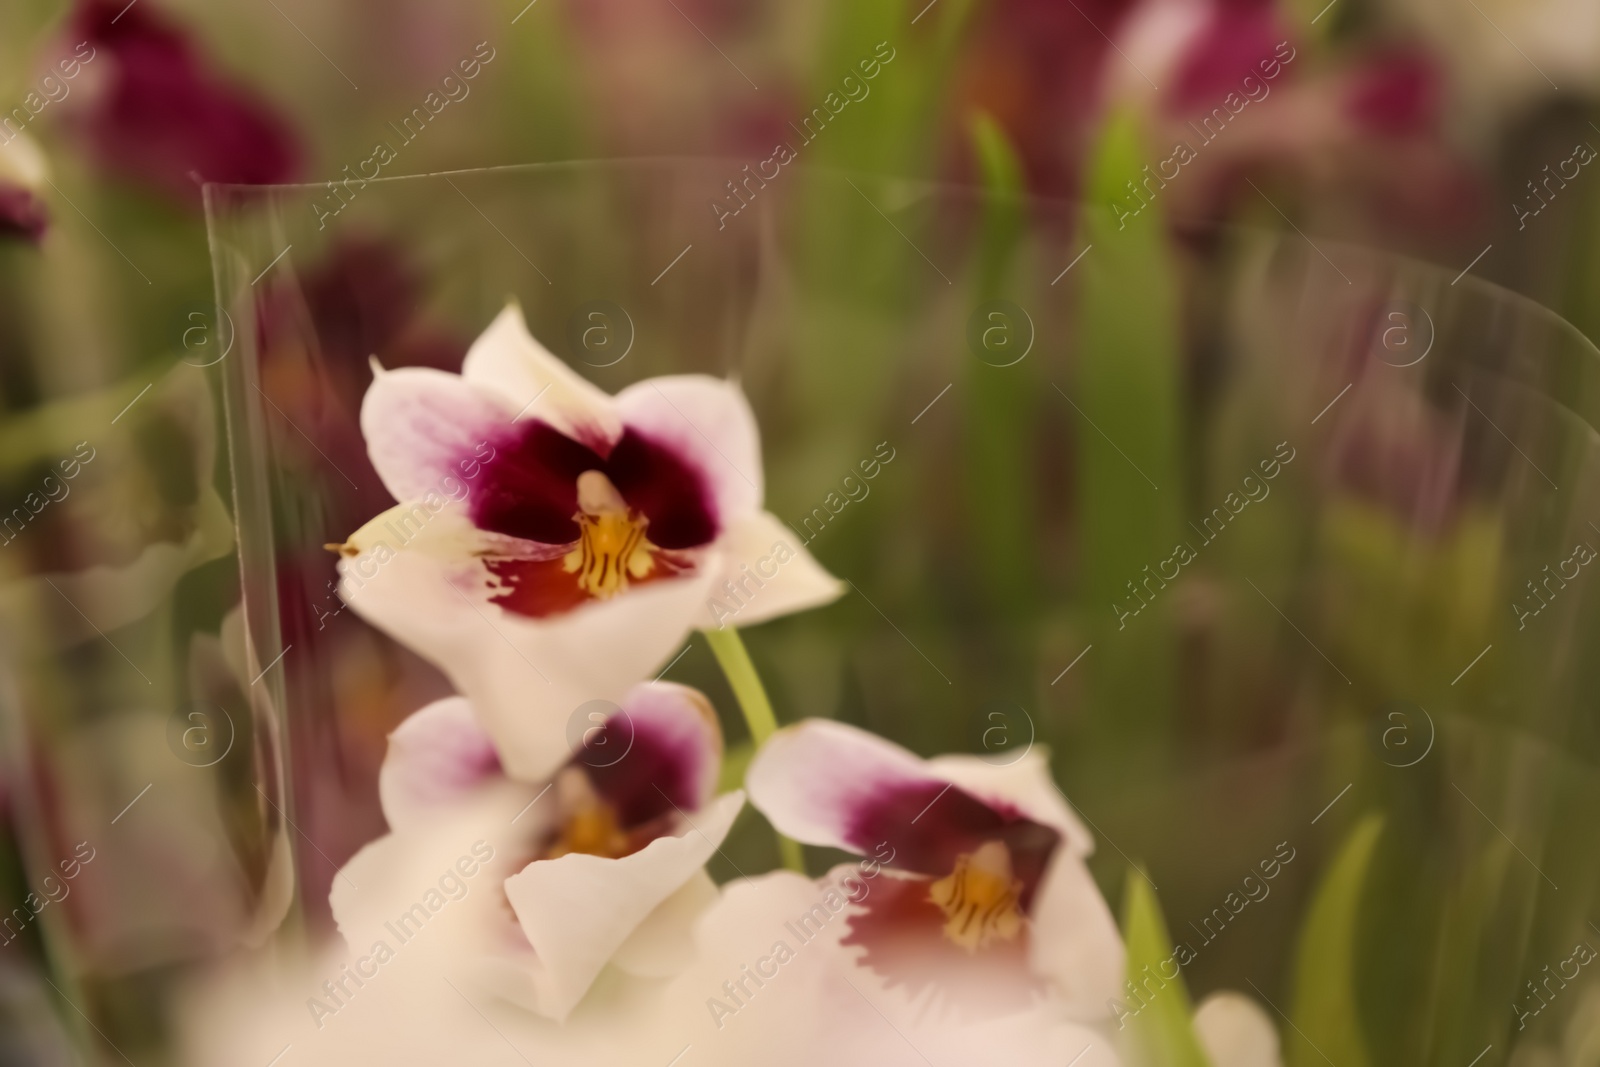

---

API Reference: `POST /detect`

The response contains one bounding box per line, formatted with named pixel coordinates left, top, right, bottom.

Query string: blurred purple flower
left=0, top=135, right=50, bottom=243
left=1105, top=0, right=1481, bottom=242
left=957, top=0, right=1140, bottom=196
left=1164, top=1, right=1285, bottom=111
left=66, top=0, right=301, bottom=205
left=0, top=186, right=47, bottom=243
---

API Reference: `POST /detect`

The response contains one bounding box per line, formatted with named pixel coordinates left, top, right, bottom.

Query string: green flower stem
left=702, top=627, right=805, bottom=873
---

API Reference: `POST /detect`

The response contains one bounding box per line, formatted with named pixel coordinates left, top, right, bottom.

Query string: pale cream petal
left=1193, top=991, right=1284, bottom=1067
left=377, top=697, right=504, bottom=831
left=697, top=510, right=843, bottom=630
left=609, top=869, right=719, bottom=978
left=1028, top=849, right=1127, bottom=1018
left=360, top=366, right=516, bottom=505
left=503, top=791, right=745, bottom=1020
left=461, top=303, right=622, bottom=452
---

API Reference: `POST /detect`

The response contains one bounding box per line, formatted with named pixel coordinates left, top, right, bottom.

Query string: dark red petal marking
left=839, top=874, right=1045, bottom=1014
left=469, top=422, right=718, bottom=550
left=484, top=557, right=591, bottom=619
left=845, top=780, right=1060, bottom=910
left=576, top=710, right=703, bottom=829
left=471, top=421, right=600, bottom=544
left=486, top=551, right=692, bottom=619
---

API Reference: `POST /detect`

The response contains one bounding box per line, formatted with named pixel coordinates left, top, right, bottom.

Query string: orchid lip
left=465, top=423, right=718, bottom=618
left=527, top=689, right=718, bottom=862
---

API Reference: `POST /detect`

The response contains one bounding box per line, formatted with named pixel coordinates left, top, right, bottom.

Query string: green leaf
left=961, top=111, right=1036, bottom=616
left=1074, top=109, right=1184, bottom=759
left=970, top=110, right=1026, bottom=297
left=1120, top=872, right=1213, bottom=1067
left=1287, top=815, right=1383, bottom=1067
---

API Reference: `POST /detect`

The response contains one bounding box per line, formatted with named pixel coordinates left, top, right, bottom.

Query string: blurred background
left=4, top=0, right=1600, bottom=1064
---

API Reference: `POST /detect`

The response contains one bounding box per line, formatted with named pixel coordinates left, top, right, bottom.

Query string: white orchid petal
left=614, top=374, right=764, bottom=521
left=1193, top=991, right=1284, bottom=1067
left=462, top=304, right=622, bottom=451
left=361, top=366, right=515, bottom=505
left=1028, top=849, right=1127, bottom=1018
left=699, top=511, right=844, bottom=630
left=378, top=697, right=504, bottom=831
left=329, top=788, right=534, bottom=969
left=652, top=870, right=868, bottom=1058
left=504, top=790, right=745, bottom=1021
left=609, top=869, right=720, bottom=978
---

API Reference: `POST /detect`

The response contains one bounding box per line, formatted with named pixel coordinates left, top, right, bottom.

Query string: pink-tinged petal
left=747, top=720, right=1061, bottom=906
left=1193, top=992, right=1283, bottom=1067
left=1112, top=0, right=1210, bottom=105
left=377, top=697, right=503, bottom=831
left=461, top=304, right=622, bottom=454
left=360, top=365, right=518, bottom=506
left=1028, top=850, right=1126, bottom=1016
left=581, top=682, right=722, bottom=822
left=504, top=790, right=744, bottom=1020
left=609, top=869, right=719, bottom=978
left=698, top=511, right=844, bottom=629
left=747, top=719, right=933, bottom=854
left=337, top=509, right=719, bottom=781
left=839, top=868, right=1047, bottom=1013
left=614, top=374, right=764, bottom=523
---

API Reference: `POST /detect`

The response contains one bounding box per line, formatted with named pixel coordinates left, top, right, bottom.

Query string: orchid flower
left=334, top=304, right=841, bottom=779
left=745, top=719, right=1125, bottom=1019
left=329, top=681, right=743, bottom=1023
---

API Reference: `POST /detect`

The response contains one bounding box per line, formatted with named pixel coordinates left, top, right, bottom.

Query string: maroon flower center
left=468, top=420, right=717, bottom=617
left=470, top=421, right=717, bottom=549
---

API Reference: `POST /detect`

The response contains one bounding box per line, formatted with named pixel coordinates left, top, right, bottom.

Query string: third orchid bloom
left=334, top=305, right=841, bottom=779
left=746, top=719, right=1126, bottom=1016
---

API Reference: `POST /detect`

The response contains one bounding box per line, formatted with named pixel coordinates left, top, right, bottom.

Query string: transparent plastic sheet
left=0, top=158, right=1577, bottom=1061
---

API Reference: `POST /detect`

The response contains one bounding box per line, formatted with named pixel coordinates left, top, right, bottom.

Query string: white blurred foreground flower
left=334, top=304, right=841, bottom=780
left=329, top=681, right=742, bottom=1022
left=1192, top=991, right=1284, bottom=1067
left=642, top=870, right=1122, bottom=1067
